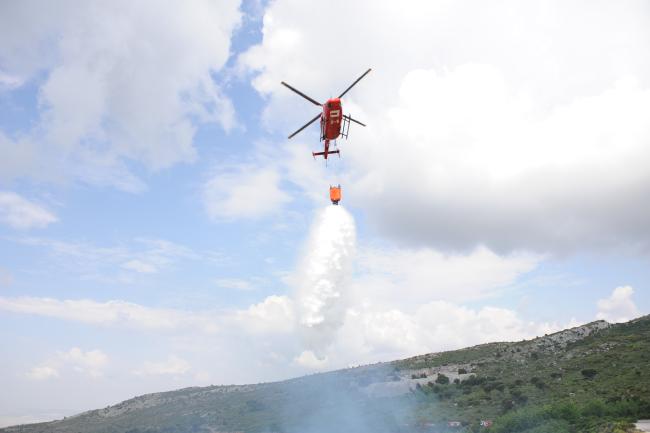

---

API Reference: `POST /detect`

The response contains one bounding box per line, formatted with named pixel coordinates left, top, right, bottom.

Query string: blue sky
left=1, top=0, right=649, bottom=426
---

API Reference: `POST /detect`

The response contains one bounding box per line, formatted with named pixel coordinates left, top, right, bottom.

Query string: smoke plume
left=295, top=205, right=356, bottom=361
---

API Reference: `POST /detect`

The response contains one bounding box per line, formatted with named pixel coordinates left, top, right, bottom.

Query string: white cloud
left=203, top=165, right=291, bottom=220
left=0, top=294, right=297, bottom=337
left=283, top=217, right=557, bottom=369
left=355, top=245, right=541, bottom=306
left=0, top=297, right=219, bottom=333
left=134, top=355, right=191, bottom=376
left=0, top=192, right=57, bottom=229
left=596, top=286, right=640, bottom=323
left=1, top=234, right=544, bottom=374
left=348, top=69, right=650, bottom=253
left=232, top=295, right=295, bottom=334
left=241, top=0, right=650, bottom=255
left=27, top=347, right=108, bottom=380
left=2, top=286, right=569, bottom=379
left=0, top=1, right=241, bottom=189
left=59, top=348, right=109, bottom=378
left=293, top=300, right=566, bottom=372
left=26, top=366, right=59, bottom=381
left=293, top=350, right=328, bottom=369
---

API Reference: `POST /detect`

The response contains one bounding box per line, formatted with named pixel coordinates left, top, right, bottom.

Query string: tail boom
left=312, top=149, right=340, bottom=159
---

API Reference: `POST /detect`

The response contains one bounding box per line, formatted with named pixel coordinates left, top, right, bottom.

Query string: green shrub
left=491, top=405, right=549, bottom=433
left=548, top=402, right=578, bottom=423
left=436, top=373, right=450, bottom=385
left=582, top=399, right=607, bottom=417
left=581, top=369, right=598, bottom=379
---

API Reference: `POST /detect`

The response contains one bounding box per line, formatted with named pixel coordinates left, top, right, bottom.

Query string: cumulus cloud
left=0, top=0, right=241, bottom=189
left=27, top=348, right=108, bottom=380
left=3, top=268, right=580, bottom=381
left=0, top=204, right=550, bottom=376
left=293, top=350, right=329, bottom=369
left=349, top=70, right=650, bottom=253
left=0, top=192, right=57, bottom=229
left=288, top=298, right=570, bottom=372
left=232, top=295, right=294, bottom=334
left=355, top=245, right=541, bottom=306
left=332, top=301, right=564, bottom=366
left=241, top=0, right=650, bottom=255
left=59, top=348, right=109, bottom=378
left=596, top=286, right=640, bottom=323
left=203, top=165, right=291, bottom=220
left=133, top=355, right=191, bottom=376
left=6, top=292, right=563, bottom=376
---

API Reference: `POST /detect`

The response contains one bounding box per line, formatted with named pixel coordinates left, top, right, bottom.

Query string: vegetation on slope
left=401, top=316, right=650, bottom=432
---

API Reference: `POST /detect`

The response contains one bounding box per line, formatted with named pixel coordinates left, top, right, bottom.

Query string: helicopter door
left=330, top=109, right=340, bottom=124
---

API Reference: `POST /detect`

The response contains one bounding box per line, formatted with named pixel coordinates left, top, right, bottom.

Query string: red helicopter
left=281, top=68, right=371, bottom=159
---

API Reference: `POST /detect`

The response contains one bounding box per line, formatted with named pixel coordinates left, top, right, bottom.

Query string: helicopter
left=281, top=68, right=371, bottom=160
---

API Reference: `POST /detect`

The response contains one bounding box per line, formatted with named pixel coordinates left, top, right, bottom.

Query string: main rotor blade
left=288, top=113, right=321, bottom=139
left=281, top=82, right=322, bottom=106
left=345, top=115, right=366, bottom=127
left=338, top=68, right=372, bottom=98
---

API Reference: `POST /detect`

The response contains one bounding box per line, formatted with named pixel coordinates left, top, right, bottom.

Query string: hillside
left=3, top=315, right=649, bottom=433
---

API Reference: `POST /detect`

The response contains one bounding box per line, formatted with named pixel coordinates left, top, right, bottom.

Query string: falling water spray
left=295, top=205, right=356, bottom=361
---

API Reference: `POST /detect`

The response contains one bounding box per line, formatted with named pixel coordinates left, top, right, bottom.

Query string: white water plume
left=295, top=205, right=356, bottom=361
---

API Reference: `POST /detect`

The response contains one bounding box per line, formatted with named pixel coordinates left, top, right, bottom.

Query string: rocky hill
left=3, top=316, right=649, bottom=433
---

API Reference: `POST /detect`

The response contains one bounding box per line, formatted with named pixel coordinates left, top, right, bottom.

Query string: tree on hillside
left=581, top=369, right=598, bottom=380
left=436, top=373, right=450, bottom=385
